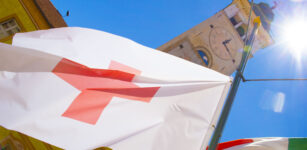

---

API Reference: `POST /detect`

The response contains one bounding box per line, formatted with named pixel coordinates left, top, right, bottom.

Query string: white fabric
left=0, top=27, right=231, bottom=150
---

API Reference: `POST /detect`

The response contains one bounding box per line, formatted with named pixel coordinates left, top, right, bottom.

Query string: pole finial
left=253, top=16, right=262, bottom=27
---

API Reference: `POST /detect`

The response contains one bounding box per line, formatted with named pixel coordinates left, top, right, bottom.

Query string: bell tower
left=158, top=0, right=274, bottom=75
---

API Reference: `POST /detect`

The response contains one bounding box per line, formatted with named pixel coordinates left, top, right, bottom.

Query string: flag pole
left=207, top=17, right=261, bottom=150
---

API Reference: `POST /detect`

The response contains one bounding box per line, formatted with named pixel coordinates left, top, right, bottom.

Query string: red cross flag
left=0, top=27, right=231, bottom=150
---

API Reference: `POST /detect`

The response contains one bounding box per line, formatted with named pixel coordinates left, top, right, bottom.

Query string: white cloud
left=272, top=92, right=285, bottom=113
left=259, top=90, right=286, bottom=113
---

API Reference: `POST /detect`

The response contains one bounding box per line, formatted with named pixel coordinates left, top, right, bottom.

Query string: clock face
left=209, top=27, right=238, bottom=61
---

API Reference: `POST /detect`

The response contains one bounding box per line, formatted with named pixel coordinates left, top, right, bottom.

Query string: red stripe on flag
left=52, top=58, right=160, bottom=125
left=52, top=58, right=138, bottom=82
left=207, top=139, right=254, bottom=150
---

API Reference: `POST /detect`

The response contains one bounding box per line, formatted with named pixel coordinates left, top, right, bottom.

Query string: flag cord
left=237, top=71, right=307, bottom=82
left=241, top=0, right=254, bottom=74
left=243, top=78, right=307, bottom=82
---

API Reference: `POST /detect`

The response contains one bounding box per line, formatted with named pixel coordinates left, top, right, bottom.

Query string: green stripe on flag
left=289, top=138, right=307, bottom=150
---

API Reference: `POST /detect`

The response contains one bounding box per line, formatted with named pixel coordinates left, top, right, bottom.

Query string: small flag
left=213, top=137, right=307, bottom=150
left=0, top=27, right=231, bottom=150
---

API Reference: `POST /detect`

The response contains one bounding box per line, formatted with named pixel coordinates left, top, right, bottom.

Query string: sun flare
left=280, top=19, right=307, bottom=60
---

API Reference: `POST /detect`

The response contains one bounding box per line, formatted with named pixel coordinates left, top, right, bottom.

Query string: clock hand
left=222, top=40, right=235, bottom=63
left=222, top=39, right=232, bottom=45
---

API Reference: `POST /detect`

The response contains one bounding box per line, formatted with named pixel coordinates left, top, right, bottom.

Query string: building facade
left=0, top=0, right=67, bottom=44
left=158, top=0, right=274, bottom=75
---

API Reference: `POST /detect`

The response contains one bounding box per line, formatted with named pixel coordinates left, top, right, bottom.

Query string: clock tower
left=158, top=0, right=274, bottom=75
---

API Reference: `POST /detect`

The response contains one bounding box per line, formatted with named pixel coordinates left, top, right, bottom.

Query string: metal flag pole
left=207, top=17, right=261, bottom=150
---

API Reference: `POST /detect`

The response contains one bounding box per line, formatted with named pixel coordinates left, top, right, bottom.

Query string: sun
left=279, top=18, right=307, bottom=60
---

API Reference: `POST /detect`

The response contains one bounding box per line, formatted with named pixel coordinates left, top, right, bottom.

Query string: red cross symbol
left=52, top=58, right=160, bottom=125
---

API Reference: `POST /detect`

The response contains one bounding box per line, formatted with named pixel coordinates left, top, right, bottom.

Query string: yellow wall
left=0, top=126, right=112, bottom=149
left=0, top=126, right=62, bottom=150
left=0, top=0, right=50, bottom=44
left=20, top=0, right=51, bottom=29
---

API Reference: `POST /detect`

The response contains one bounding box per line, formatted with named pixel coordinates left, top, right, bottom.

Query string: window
left=236, top=25, right=246, bottom=37
left=0, top=18, right=21, bottom=39
left=229, top=13, right=247, bottom=40
left=197, top=50, right=210, bottom=67
left=230, top=17, right=238, bottom=26
left=230, top=15, right=242, bottom=26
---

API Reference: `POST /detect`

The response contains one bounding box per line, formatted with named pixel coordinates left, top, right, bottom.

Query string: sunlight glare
left=281, top=19, right=307, bottom=59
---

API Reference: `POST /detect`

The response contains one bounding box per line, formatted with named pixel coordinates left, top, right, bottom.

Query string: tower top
left=253, top=2, right=275, bottom=32
left=230, top=0, right=275, bottom=32
left=158, top=0, right=275, bottom=75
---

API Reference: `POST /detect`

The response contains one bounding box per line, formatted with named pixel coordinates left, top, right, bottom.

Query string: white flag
left=0, top=27, right=231, bottom=150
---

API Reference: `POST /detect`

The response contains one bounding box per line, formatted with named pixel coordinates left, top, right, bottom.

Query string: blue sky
left=51, top=0, right=307, bottom=143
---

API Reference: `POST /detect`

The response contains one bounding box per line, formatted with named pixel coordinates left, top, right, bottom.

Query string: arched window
left=197, top=50, right=210, bottom=66
left=236, top=26, right=245, bottom=37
